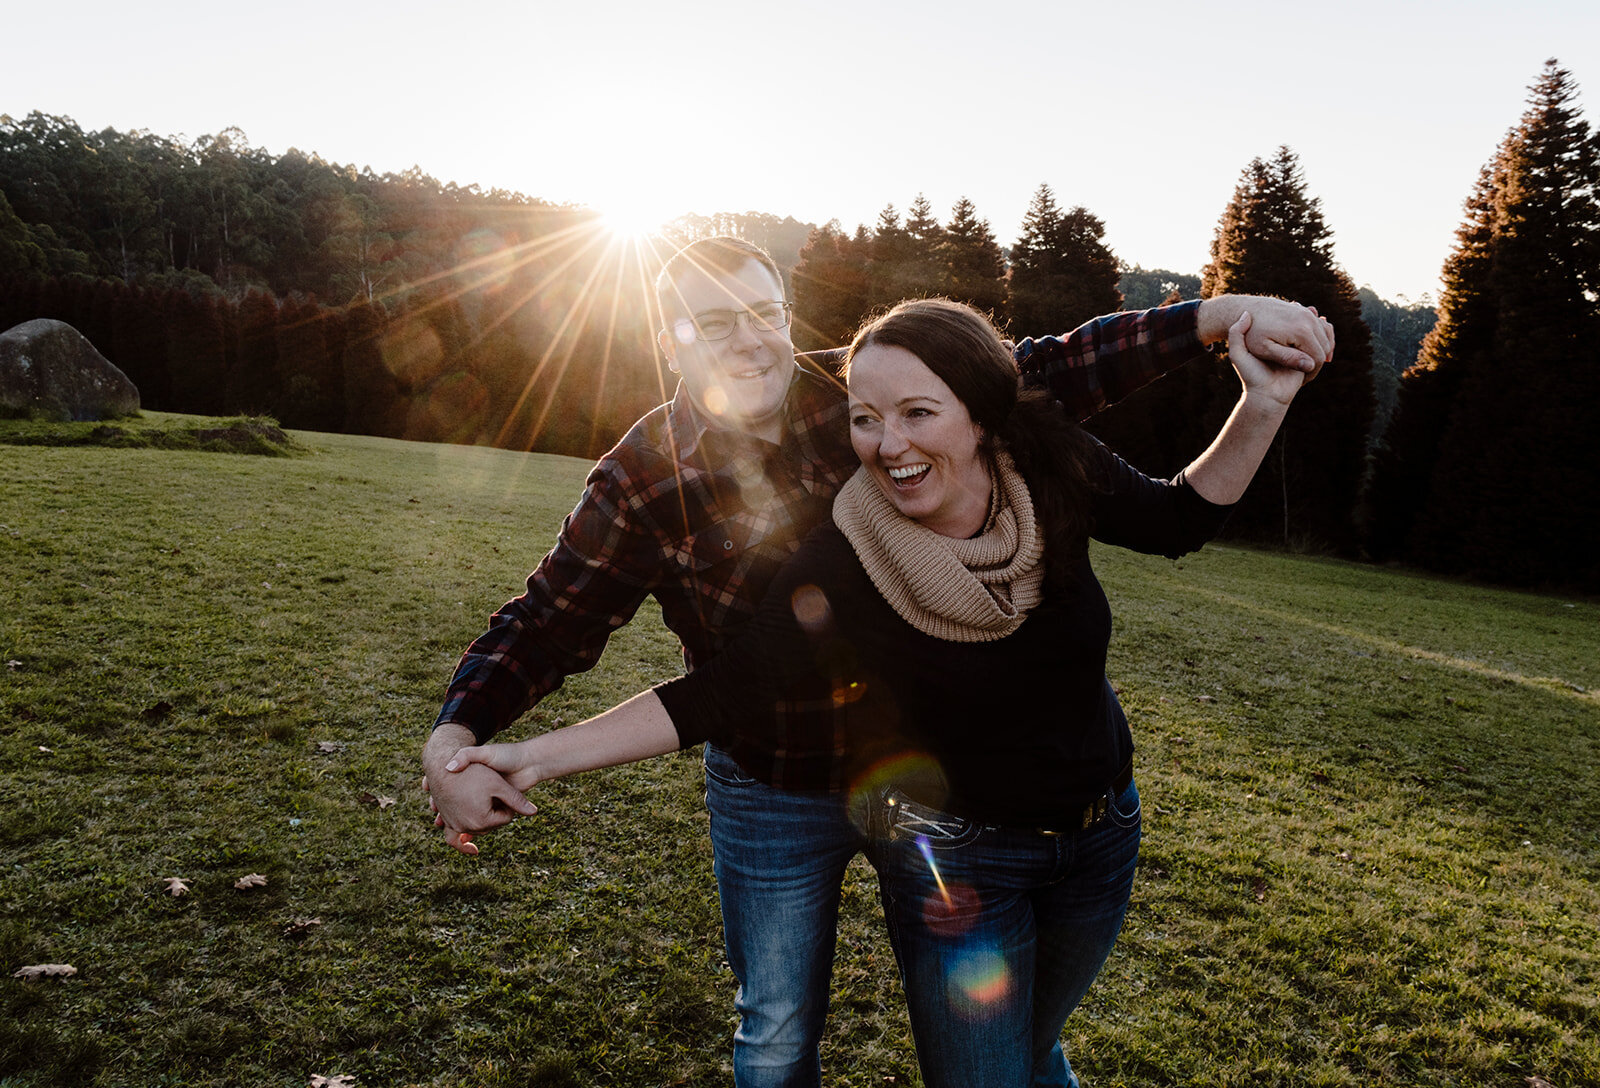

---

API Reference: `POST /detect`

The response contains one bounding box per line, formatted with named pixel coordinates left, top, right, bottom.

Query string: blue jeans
left=864, top=779, right=1142, bottom=1088
left=703, top=744, right=866, bottom=1088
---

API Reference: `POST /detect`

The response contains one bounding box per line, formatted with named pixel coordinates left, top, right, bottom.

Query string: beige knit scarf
left=832, top=448, right=1044, bottom=642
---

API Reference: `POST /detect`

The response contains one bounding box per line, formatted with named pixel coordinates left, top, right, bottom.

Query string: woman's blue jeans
left=864, top=779, right=1142, bottom=1088
left=703, top=744, right=866, bottom=1088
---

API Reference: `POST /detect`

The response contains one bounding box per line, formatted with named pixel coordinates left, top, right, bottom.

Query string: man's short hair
left=655, top=237, right=784, bottom=321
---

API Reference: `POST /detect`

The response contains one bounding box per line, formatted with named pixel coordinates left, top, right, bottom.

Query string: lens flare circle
left=845, top=752, right=949, bottom=836
left=945, top=945, right=1013, bottom=1019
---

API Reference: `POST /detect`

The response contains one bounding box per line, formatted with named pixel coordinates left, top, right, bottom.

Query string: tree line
left=3, top=60, right=1594, bottom=590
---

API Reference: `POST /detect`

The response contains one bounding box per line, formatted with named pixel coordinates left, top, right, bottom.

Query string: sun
left=597, top=201, right=673, bottom=243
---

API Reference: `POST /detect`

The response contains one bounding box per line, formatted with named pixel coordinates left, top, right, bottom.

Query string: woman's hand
left=445, top=738, right=547, bottom=793
left=1228, top=311, right=1307, bottom=408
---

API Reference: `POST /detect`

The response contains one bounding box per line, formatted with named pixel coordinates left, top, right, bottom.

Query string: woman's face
left=847, top=343, right=992, bottom=539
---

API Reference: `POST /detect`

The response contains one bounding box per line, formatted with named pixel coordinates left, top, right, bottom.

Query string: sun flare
left=597, top=202, right=672, bottom=243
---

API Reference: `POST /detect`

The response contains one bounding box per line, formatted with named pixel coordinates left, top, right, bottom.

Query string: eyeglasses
left=669, top=300, right=793, bottom=343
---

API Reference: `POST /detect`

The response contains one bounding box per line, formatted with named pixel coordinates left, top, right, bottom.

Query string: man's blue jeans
left=864, top=779, right=1142, bottom=1088
left=703, top=744, right=866, bottom=1088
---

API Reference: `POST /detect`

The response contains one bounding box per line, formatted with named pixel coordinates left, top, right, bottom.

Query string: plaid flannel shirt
left=435, top=301, right=1204, bottom=780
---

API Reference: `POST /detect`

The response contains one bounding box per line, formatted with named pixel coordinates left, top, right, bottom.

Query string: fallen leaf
left=284, top=917, right=323, bottom=938
left=5, top=660, right=22, bottom=670
left=1398, top=675, right=1412, bottom=682
left=37, top=746, right=52, bottom=754
left=13, top=963, right=76, bottom=981
left=356, top=792, right=396, bottom=809
left=163, top=877, right=189, bottom=897
left=234, top=873, right=268, bottom=890
left=1526, top=1077, right=1555, bottom=1088
left=1336, top=851, right=1352, bottom=861
left=1197, top=695, right=1217, bottom=704
left=1452, top=764, right=1469, bottom=773
left=310, top=1076, right=356, bottom=1088
left=316, top=741, right=346, bottom=754
left=376, top=796, right=396, bottom=810
left=1252, top=878, right=1267, bottom=902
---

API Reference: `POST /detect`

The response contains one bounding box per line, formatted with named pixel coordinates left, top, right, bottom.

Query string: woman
left=444, top=298, right=1307, bottom=1085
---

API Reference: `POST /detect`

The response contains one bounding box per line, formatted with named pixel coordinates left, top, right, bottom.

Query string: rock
left=0, top=319, right=140, bottom=421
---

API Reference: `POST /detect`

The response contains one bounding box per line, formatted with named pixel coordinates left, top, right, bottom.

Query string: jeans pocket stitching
left=887, top=793, right=980, bottom=848
left=1107, top=782, right=1141, bottom=829
left=702, top=748, right=758, bottom=788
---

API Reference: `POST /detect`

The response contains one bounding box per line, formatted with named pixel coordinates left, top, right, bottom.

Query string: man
left=424, top=236, right=1333, bottom=1085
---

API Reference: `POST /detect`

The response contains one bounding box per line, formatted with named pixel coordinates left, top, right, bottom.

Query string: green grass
left=0, top=410, right=302, bottom=455
left=1, top=420, right=1595, bottom=1087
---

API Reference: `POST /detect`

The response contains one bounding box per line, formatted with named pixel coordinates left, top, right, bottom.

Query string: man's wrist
left=1196, top=295, right=1248, bottom=344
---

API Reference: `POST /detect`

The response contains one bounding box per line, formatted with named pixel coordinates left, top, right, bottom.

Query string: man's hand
left=1197, top=295, right=1335, bottom=377
left=422, top=723, right=538, bottom=856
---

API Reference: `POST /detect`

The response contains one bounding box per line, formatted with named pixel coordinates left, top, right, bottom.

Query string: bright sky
left=5, top=1, right=1597, bottom=303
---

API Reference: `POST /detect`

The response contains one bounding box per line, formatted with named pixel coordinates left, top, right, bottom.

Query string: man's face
left=658, top=259, right=796, bottom=443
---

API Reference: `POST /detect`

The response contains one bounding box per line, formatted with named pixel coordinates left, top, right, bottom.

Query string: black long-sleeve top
left=655, top=442, right=1231, bottom=826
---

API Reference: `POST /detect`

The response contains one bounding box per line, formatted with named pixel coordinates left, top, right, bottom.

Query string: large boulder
left=0, top=319, right=140, bottom=420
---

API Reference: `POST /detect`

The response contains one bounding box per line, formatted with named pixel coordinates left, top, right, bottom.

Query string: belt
left=1040, top=758, right=1134, bottom=835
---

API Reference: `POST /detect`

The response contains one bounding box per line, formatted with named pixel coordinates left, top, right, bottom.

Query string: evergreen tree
left=942, top=197, right=1006, bottom=320
left=792, top=220, right=871, bottom=351
left=165, top=289, right=228, bottom=415
left=276, top=294, right=342, bottom=431
left=341, top=301, right=403, bottom=436
left=1380, top=61, right=1600, bottom=588
left=230, top=288, right=282, bottom=414
left=867, top=204, right=913, bottom=310
left=1008, top=185, right=1121, bottom=336
left=899, top=193, right=950, bottom=297
left=1201, top=146, right=1375, bottom=552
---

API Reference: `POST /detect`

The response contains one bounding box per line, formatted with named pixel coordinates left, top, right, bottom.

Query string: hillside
left=1, top=422, right=1596, bottom=1087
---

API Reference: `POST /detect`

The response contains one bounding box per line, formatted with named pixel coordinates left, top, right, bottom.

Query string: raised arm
left=1183, top=311, right=1310, bottom=505
left=1196, top=295, right=1334, bottom=377
left=1016, top=295, right=1334, bottom=423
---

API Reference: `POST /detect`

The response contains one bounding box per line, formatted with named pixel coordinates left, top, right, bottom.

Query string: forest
left=2, top=59, right=1595, bottom=590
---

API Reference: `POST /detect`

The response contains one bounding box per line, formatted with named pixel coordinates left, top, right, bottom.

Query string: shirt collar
left=664, top=362, right=841, bottom=463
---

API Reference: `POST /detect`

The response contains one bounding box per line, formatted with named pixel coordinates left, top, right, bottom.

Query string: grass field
left=1, top=417, right=1596, bottom=1087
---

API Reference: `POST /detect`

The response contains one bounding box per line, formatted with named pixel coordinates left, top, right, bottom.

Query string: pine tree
left=165, top=289, right=228, bottom=415
left=1385, top=61, right=1600, bottom=588
left=1366, top=166, right=1498, bottom=558
left=1007, top=184, right=1121, bottom=337
left=792, top=220, right=871, bottom=350
left=1201, top=146, right=1375, bottom=552
left=899, top=193, right=950, bottom=297
left=867, top=204, right=912, bottom=311
left=942, top=197, right=1006, bottom=320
